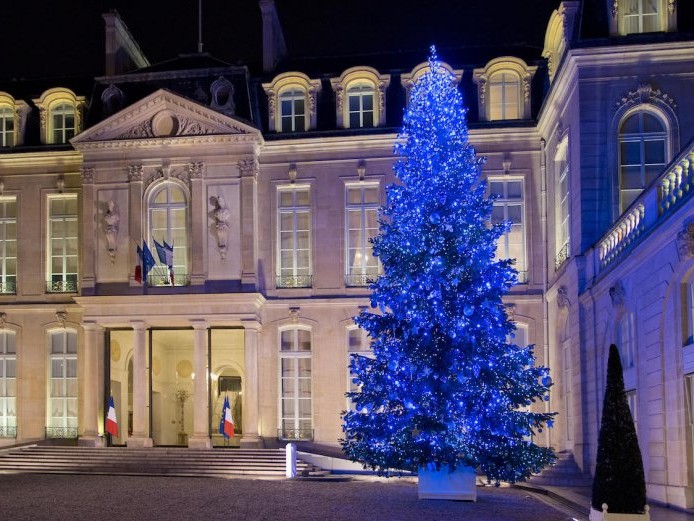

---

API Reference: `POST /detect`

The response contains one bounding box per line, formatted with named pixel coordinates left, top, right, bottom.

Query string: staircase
left=528, top=450, right=592, bottom=487
left=0, top=446, right=327, bottom=478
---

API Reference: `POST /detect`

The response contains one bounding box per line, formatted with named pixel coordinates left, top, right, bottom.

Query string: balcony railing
left=46, top=280, right=78, bottom=293
left=555, top=243, right=569, bottom=271
left=45, top=426, right=78, bottom=439
left=278, top=428, right=314, bottom=441
left=276, top=275, right=312, bottom=288
left=516, top=270, right=528, bottom=284
left=0, top=281, right=16, bottom=294
left=0, top=426, right=16, bottom=438
left=147, top=271, right=190, bottom=287
left=597, top=137, right=694, bottom=273
left=345, top=272, right=379, bottom=287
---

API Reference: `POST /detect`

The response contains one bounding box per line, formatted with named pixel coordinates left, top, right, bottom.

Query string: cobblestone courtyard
left=0, top=474, right=572, bottom=521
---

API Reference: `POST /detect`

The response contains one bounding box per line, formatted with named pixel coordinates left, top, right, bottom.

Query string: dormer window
left=32, top=88, right=87, bottom=145
left=0, top=106, right=14, bottom=147
left=347, top=84, right=375, bottom=128
left=610, top=0, right=676, bottom=35
left=473, top=58, right=536, bottom=122
left=263, top=73, right=321, bottom=133
left=401, top=61, right=463, bottom=103
left=331, top=67, right=390, bottom=129
left=280, top=88, right=306, bottom=132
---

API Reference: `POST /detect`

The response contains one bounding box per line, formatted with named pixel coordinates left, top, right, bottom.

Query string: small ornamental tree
left=341, top=49, right=556, bottom=484
left=591, top=344, right=647, bottom=513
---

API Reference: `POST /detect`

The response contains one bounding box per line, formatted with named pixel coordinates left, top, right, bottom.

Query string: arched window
left=51, top=103, right=76, bottom=144
left=0, top=106, right=15, bottom=147
left=279, top=88, right=307, bottom=132
left=489, top=72, right=521, bottom=121
left=47, top=329, right=78, bottom=438
left=618, top=110, right=667, bottom=212
left=278, top=327, right=312, bottom=440
left=0, top=330, right=16, bottom=438
left=346, top=83, right=375, bottom=128
left=148, top=183, right=189, bottom=286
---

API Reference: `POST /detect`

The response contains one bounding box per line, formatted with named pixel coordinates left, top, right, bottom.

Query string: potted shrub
left=590, top=344, right=649, bottom=520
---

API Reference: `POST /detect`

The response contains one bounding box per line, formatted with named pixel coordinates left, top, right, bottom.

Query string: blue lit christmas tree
left=341, top=49, right=555, bottom=484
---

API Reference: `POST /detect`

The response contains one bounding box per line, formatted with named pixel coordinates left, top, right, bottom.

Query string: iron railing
left=147, top=271, right=190, bottom=287
left=45, top=426, right=78, bottom=439
left=278, top=428, right=314, bottom=441
left=276, top=275, right=312, bottom=288
left=345, top=273, right=378, bottom=287
left=554, top=243, right=570, bottom=271
left=0, top=426, right=17, bottom=438
left=516, top=270, right=528, bottom=284
left=46, top=280, right=78, bottom=293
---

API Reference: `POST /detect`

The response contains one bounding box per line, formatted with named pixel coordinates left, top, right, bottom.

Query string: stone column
left=128, top=321, right=152, bottom=447
left=128, top=165, right=144, bottom=286
left=239, top=159, right=259, bottom=287
left=189, top=320, right=211, bottom=448
left=241, top=321, right=261, bottom=447
left=78, top=322, right=104, bottom=446
left=189, top=163, right=206, bottom=287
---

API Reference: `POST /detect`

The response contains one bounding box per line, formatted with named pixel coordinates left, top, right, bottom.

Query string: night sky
left=3, top=0, right=561, bottom=79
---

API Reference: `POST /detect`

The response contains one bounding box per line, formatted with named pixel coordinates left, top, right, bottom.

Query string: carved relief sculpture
left=212, top=195, right=231, bottom=259
left=103, top=200, right=120, bottom=263
left=676, top=221, right=694, bottom=260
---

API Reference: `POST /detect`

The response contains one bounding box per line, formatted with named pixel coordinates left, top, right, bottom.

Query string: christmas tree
left=591, top=344, right=646, bottom=513
left=341, top=49, right=555, bottom=484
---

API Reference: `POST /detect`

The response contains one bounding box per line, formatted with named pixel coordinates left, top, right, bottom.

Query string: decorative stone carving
left=56, top=311, right=67, bottom=328
left=308, top=86, right=318, bottom=117
left=615, top=82, right=677, bottom=111
left=505, top=303, right=516, bottom=317
left=210, top=76, right=236, bottom=116
left=0, top=312, right=6, bottom=329
left=102, top=84, right=125, bottom=115
left=477, top=75, right=488, bottom=106
left=378, top=81, right=388, bottom=116
left=557, top=286, right=571, bottom=310
left=266, top=89, right=276, bottom=120
left=103, top=200, right=120, bottom=263
left=80, top=167, right=95, bottom=184
left=120, top=119, right=153, bottom=139
left=334, top=84, right=344, bottom=114
left=668, top=0, right=676, bottom=15
left=289, top=307, right=300, bottom=322
left=212, top=195, right=230, bottom=259
left=177, top=115, right=215, bottom=136
left=612, top=0, right=619, bottom=17
left=128, top=165, right=144, bottom=182
left=188, top=162, right=205, bottom=179
left=238, top=159, right=259, bottom=179
left=523, top=74, right=531, bottom=101
left=609, top=280, right=625, bottom=309
left=676, top=221, right=694, bottom=260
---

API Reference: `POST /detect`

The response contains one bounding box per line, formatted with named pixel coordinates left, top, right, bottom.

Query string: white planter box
left=589, top=504, right=650, bottom=521
left=418, top=464, right=477, bottom=501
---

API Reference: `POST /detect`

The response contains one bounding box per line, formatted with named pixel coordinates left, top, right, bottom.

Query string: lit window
left=51, top=103, right=76, bottom=144
left=617, top=311, right=636, bottom=369
left=279, top=89, right=306, bottom=132
left=0, top=196, right=17, bottom=294
left=0, top=106, right=15, bottom=147
left=619, top=111, right=667, bottom=212
left=489, top=73, right=520, bottom=121
left=47, top=194, right=78, bottom=293
left=622, top=0, right=662, bottom=34
left=148, top=183, right=189, bottom=286
left=279, top=328, right=312, bottom=440
left=48, top=329, right=78, bottom=438
left=685, top=279, right=694, bottom=346
left=555, top=139, right=570, bottom=268
left=345, top=183, right=380, bottom=286
left=0, top=330, right=16, bottom=438
left=346, top=326, right=371, bottom=411
left=347, top=84, right=375, bottom=128
left=277, top=186, right=311, bottom=288
left=490, top=179, right=526, bottom=283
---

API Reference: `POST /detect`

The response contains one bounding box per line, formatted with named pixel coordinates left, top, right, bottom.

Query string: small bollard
left=285, top=442, right=297, bottom=478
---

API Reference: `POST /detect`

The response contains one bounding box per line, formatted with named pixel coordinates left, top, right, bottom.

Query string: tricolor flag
left=153, top=239, right=175, bottom=285
left=219, top=395, right=235, bottom=439
left=135, top=242, right=156, bottom=284
left=105, top=395, right=118, bottom=437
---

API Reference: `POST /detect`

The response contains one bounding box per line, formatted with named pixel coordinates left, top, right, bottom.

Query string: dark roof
left=133, top=53, right=233, bottom=74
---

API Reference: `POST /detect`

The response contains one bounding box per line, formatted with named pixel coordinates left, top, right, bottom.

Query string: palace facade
left=2, top=0, right=694, bottom=509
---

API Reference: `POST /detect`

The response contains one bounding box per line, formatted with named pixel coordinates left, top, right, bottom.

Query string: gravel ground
left=0, top=474, right=571, bottom=521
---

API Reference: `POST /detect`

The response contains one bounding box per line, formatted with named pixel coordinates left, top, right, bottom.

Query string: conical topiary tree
left=591, top=344, right=646, bottom=514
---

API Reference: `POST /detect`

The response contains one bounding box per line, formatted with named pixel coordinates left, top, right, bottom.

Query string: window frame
left=346, top=325, right=371, bottom=411
left=346, top=83, right=376, bottom=129
left=278, top=87, right=308, bottom=133
left=617, top=0, right=671, bottom=35
left=278, top=326, right=313, bottom=440
left=473, top=57, right=536, bottom=122
left=0, top=330, right=17, bottom=437
left=276, top=184, right=312, bottom=288
left=330, top=67, right=390, bottom=130
left=489, top=177, right=528, bottom=284
left=46, top=193, right=79, bottom=293
left=344, top=182, right=381, bottom=286
left=555, top=136, right=570, bottom=269
left=32, top=88, right=86, bottom=145
left=47, top=329, right=78, bottom=438
left=262, top=73, right=321, bottom=133
left=488, top=72, right=521, bottom=121
left=0, top=195, right=17, bottom=294
left=0, top=105, right=16, bottom=147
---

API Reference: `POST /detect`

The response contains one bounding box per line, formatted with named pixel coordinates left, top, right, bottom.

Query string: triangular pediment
left=72, top=88, right=260, bottom=145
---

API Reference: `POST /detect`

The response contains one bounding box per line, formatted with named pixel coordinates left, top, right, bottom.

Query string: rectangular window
left=0, top=331, right=16, bottom=437
left=48, top=330, right=78, bottom=438
left=345, top=183, right=380, bottom=286
left=279, top=329, right=312, bottom=440
left=622, top=0, right=661, bottom=34
left=617, top=312, right=636, bottom=368
left=277, top=186, right=311, bottom=288
left=347, top=86, right=375, bottom=128
left=555, top=142, right=570, bottom=269
left=490, top=179, right=526, bottom=283
left=51, top=104, right=76, bottom=144
left=489, top=73, right=520, bottom=121
left=47, top=194, right=78, bottom=293
left=0, top=108, right=15, bottom=147
left=0, top=196, right=17, bottom=294
left=280, top=90, right=306, bottom=132
left=346, top=327, right=371, bottom=411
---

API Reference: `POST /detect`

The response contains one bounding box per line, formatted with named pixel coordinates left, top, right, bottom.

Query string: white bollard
left=285, top=442, right=297, bottom=478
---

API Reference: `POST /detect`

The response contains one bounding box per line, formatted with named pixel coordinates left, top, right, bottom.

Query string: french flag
left=106, top=395, right=118, bottom=437
left=223, top=396, right=235, bottom=438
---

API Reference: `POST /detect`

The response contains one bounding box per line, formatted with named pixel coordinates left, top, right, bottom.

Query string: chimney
left=103, top=10, right=150, bottom=76
left=259, top=0, right=287, bottom=72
